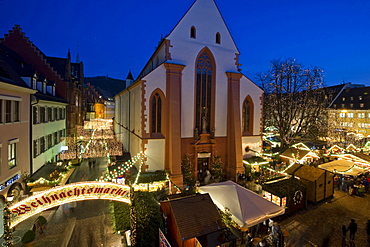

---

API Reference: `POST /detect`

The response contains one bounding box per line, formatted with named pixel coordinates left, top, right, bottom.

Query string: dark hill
left=85, top=76, right=126, bottom=95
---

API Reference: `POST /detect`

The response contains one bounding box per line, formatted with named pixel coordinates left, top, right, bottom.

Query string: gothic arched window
left=151, top=93, right=162, bottom=134
left=242, top=97, right=254, bottom=135
left=195, top=50, right=214, bottom=133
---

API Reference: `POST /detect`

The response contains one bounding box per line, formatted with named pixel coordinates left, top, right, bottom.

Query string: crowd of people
left=334, top=172, right=370, bottom=196
left=244, top=220, right=286, bottom=247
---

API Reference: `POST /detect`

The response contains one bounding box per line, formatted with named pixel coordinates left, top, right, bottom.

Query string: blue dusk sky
left=1, top=0, right=370, bottom=87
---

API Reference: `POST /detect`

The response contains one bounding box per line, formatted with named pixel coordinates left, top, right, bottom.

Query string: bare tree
left=259, top=58, right=328, bottom=148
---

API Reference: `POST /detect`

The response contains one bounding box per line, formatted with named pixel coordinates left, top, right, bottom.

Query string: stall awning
left=319, top=159, right=365, bottom=176
left=199, top=181, right=285, bottom=229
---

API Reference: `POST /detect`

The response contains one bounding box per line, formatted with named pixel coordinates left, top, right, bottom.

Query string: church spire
left=76, top=45, right=80, bottom=63
left=126, top=69, right=134, bottom=80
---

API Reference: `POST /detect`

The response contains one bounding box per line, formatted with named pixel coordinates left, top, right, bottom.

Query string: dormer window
left=216, top=32, right=221, bottom=44
left=190, top=26, right=196, bottom=39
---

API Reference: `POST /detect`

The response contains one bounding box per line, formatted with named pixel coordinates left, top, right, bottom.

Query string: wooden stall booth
left=285, top=164, right=334, bottom=203
left=262, top=177, right=307, bottom=214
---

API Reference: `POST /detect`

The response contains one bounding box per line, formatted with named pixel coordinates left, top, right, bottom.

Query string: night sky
left=1, top=0, right=370, bottom=87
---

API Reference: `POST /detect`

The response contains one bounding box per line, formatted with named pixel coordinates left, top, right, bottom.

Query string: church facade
left=114, top=0, right=263, bottom=188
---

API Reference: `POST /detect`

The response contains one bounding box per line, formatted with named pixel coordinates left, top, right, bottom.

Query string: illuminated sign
left=0, top=174, right=20, bottom=191
left=9, top=182, right=130, bottom=228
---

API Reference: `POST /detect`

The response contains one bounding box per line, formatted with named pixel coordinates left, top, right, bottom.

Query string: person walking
left=348, top=219, right=357, bottom=242
left=245, top=231, right=253, bottom=247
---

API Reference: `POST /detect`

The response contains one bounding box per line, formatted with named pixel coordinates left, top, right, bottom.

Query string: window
left=151, top=93, right=162, bottom=134
left=359, top=96, right=363, bottom=100
left=360, top=103, right=364, bottom=108
left=350, top=97, right=354, bottom=101
left=40, top=137, right=45, bottom=153
left=195, top=50, right=214, bottom=133
left=216, top=32, right=221, bottom=44
left=347, top=113, right=354, bottom=118
left=53, top=132, right=58, bottom=145
left=342, top=97, right=345, bottom=101
left=33, top=140, right=38, bottom=158
left=339, top=112, right=345, bottom=118
left=341, top=104, right=345, bottom=108
left=47, top=134, right=52, bottom=149
left=350, top=104, right=354, bottom=108
left=358, top=113, right=365, bottom=118
left=59, top=108, right=62, bottom=120
left=48, top=107, right=52, bottom=122
left=242, top=97, right=254, bottom=135
left=33, top=106, right=38, bottom=124
left=5, top=100, right=11, bottom=123
left=40, top=107, right=46, bottom=123
left=8, top=140, right=17, bottom=169
left=190, top=26, right=196, bottom=39
left=59, top=130, right=63, bottom=140
left=333, top=104, right=337, bottom=108
left=53, top=108, right=57, bottom=121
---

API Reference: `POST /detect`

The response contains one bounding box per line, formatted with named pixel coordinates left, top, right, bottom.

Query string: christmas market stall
left=280, top=147, right=319, bottom=165
left=262, top=177, right=307, bottom=214
left=285, top=164, right=334, bottom=203
left=199, top=181, right=285, bottom=230
left=160, top=193, right=238, bottom=247
left=318, top=159, right=365, bottom=176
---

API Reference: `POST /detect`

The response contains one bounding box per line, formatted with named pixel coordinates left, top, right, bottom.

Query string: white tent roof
left=319, top=159, right=364, bottom=176
left=199, top=181, right=285, bottom=229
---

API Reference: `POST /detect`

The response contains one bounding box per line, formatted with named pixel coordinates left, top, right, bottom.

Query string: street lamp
left=3, top=193, right=14, bottom=247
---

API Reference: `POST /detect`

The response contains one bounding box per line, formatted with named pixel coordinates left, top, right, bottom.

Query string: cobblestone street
left=278, top=190, right=370, bottom=247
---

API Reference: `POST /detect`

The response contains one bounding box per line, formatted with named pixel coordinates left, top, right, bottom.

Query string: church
left=114, top=0, right=263, bottom=188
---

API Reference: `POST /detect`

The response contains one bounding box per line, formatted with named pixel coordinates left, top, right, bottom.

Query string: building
left=114, top=0, right=263, bottom=187
left=0, top=25, right=85, bottom=139
left=0, top=48, right=36, bottom=200
left=160, top=193, right=236, bottom=246
left=84, top=82, right=115, bottom=120
left=327, top=83, right=370, bottom=144
left=0, top=44, right=68, bottom=174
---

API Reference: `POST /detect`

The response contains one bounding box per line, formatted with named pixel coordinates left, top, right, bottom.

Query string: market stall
left=199, top=181, right=285, bottom=229
left=318, top=159, right=364, bottom=176
left=285, top=164, right=334, bottom=203
left=262, top=177, right=307, bottom=213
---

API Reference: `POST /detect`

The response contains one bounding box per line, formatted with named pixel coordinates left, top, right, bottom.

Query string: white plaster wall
left=240, top=76, right=264, bottom=135
left=142, top=66, right=167, bottom=134
left=166, top=0, right=240, bottom=138
left=145, top=139, right=165, bottom=171
left=242, top=136, right=263, bottom=155
left=32, top=101, right=67, bottom=172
